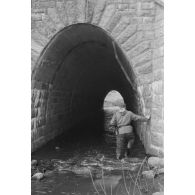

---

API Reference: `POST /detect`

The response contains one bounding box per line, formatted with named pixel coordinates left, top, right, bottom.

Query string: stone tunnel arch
left=31, top=23, right=144, bottom=151
left=31, top=0, right=164, bottom=157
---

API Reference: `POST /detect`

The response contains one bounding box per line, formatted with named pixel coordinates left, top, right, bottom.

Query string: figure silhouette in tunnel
left=109, top=102, right=150, bottom=161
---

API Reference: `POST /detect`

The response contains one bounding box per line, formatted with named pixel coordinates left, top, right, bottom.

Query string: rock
left=142, top=170, right=155, bottom=179
left=31, top=160, right=38, bottom=166
left=72, top=166, right=90, bottom=176
left=156, top=168, right=164, bottom=175
left=32, top=170, right=46, bottom=180
left=152, top=192, right=164, bottom=195
left=148, top=157, right=164, bottom=168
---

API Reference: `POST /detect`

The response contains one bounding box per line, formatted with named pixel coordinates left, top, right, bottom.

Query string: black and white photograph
left=2, top=0, right=195, bottom=194
left=31, top=0, right=164, bottom=194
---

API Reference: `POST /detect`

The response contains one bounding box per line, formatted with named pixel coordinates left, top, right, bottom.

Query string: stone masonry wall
left=31, top=0, right=164, bottom=156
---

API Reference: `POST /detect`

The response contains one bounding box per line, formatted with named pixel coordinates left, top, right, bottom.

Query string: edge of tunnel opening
left=31, top=23, right=146, bottom=152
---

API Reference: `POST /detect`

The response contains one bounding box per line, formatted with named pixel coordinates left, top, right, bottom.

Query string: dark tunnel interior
left=32, top=24, right=141, bottom=143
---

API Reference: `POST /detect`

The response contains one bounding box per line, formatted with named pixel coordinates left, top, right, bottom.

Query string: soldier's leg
left=116, top=134, right=125, bottom=160
left=126, top=134, right=135, bottom=157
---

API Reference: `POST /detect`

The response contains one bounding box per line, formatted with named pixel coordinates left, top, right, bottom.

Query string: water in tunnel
left=31, top=23, right=142, bottom=152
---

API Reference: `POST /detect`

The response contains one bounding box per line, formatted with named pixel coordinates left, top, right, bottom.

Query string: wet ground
left=32, top=108, right=163, bottom=195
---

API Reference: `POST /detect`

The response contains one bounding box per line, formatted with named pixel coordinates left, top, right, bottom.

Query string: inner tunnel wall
left=31, top=0, right=164, bottom=156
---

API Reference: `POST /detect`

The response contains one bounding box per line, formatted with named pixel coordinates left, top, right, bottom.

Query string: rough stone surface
left=142, top=170, right=155, bottom=179
left=131, top=49, right=152, bottom=67
left=151, top=132, right=163, bottom=147
left=91, top=0, right=106, bottom=25
left=122, top=31, right=143, bottom=51
left=111, top=15, right=131, bottom=38
left=99, top=4, right=116, bottom=28
left=148, top=157, right=164, bottom=168
left=127, top=40, right=151, bottom=59
left=116, top=25, right=137, bottom=44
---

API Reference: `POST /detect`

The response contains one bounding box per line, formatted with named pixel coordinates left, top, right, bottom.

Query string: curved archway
left=31, top=23, right=143, bottom=151
left=103, top=90, right=124, bottom=108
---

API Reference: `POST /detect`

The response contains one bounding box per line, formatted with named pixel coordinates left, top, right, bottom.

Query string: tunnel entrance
left=32, top=23, right=143, bottom=152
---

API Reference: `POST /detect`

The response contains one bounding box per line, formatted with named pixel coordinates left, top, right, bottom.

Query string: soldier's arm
left=110, top=113, right=117, bottom=127
left=131, top=112, right=150, bottom=122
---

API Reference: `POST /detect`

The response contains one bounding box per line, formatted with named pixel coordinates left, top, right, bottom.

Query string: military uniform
left=110, top=109, right=147, bottom=160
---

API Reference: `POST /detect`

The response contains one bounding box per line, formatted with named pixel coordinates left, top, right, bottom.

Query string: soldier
left=109, top=102, right=150, bottom=160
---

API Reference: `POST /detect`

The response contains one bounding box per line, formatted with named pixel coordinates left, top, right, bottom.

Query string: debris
left=148, top=157, right=164, bottom=168
left=142, top=170, right=155, bottom=179
left=32, top=169, right=46, bottom=180
left=31, top=159, right=38, bottom=166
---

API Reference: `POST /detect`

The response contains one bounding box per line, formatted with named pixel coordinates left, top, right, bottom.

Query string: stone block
left=144, top=96, right=152, bottom=108
left=111, top=15, right=131, bottom=38
left=137, top=9, right=155, bottom=16
left=151, top=119, right=164, bottom=133
left=31, top=131, right=35, bottom=142
left=91, top=0, right=106, bottom=25
left=142, top=170, right=155, bottom=179
left=47, top=7, right=62, bottom=24
left=86, top=0, right=97, bottom=23
left=129, top=16, right=143, bottom=24
left=142, top=84, right=152, bottom=97
left=154, top=19, right=164, bottom=29
left=141, top=2, right=155, bottom=9
left=115, top=1, right=136, bottom=11
left=136, top=60, right=152, bottom=75
left=151, top=107, right=163, bottom=120
left=56, top=1, right=65, bottom=10
left=142, top=16, right=154, bottom=23
left=31, top=119, right=35, bottom=130
left=153, top=69, right=164, bottom=82
left=116, top=25, right=137, bottom=44
left=122, top=31, right=143, bottom=51
left=99, top=4, right=116, bottom=28
left=38, top=126, right=46, bottom=137
left=137, top=24, right=153, bottom=31
left=127, top=40, right=151, bottom=59
left=31, top=30, right=49, bottom=46
left=32, top=8, right=46, bottom=14
left=153, top=57, right=163, bottom=71
left=35, top=117, right=46, bottom=128
left=106, top=13, right=122, bottom=32
left=155, top=13, right=164, bottom=22
left=31, top=108, right=38, bottom=118
left=148, top=156, right=164, bottom=168
left=65, top=0, right=77, bottom=25
left=143, top=31, right=155, bottom=40
left=31, top=13, right=43, bottom=21
left=152, top=192, right=164, bottom=195
left=151, top=37, right=164, bottom=49
left=131, top=49, right=152, bottom=67
left=158, top=147, right=164, bottom=157
left=152, top=94, right=163, bottom=107
left=153, top=46, right=164, bottom=58
left=38, top=1, right=56, bottom=9
left=151, top=132, right=163, bottom=147
left=152, top=80, right=163, bottom=95
left=137, top=72, right=153, bottom=85
left=155, top=27, right=164, bottom=38
left=147, top=145, right=159, bottom=156
left=76, top=0, right=86, bottom=23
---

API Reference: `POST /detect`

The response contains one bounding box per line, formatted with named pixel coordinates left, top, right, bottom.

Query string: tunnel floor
left=31, top=110, right=155, bottom=195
